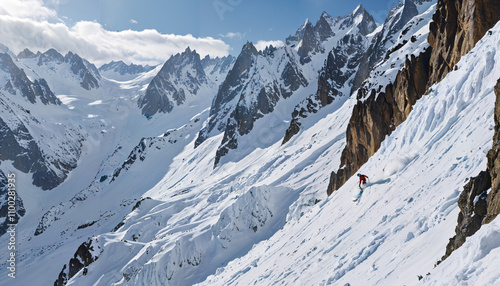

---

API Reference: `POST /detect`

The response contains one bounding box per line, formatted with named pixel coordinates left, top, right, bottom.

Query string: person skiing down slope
left=358, top=173, right=368, bottom=188
left=353, top=173, right=369, bottom=203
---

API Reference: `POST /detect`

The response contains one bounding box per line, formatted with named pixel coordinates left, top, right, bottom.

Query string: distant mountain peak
left=138, top=47, right=214, bottom=117
left=0, top=52, right=60, bottom=105
left=242, top=42, right=258, bottom=55
left=17, top=48, right=37, bottom=59
left=38, top=48, right=64, bottom=65
left=353, top=3, right=364, bottom=13
left=320, top=11, right=331, bottom=19
left=99, top=60, right=154, bottom=77
left=33, top=48, right=101, bottom=90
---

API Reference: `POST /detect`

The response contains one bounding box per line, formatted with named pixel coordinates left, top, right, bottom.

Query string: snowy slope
left=36, top=21, right=499, bottom=285
left=0, top=40, right=239, bottom=286
left=99, top=60, right=155, bottom=81
left=19, top=49, right=102, bottom=94
left=360, top=3, right=435, bottom=96
left=138, top=48, right=232, bottom=117
left=199, top=21, right=500, bottom=286
left=203, top=6, right=377, bottom=167
left=0, top=3, right=499, bottom=286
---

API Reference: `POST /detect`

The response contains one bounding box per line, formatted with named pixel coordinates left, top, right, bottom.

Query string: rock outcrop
left=428, top=0, right=500, bottom=84
left=282, top=5, right=376, bottom=145
left=441, top=78, right=500, bottom=262
left=0, top=53, right=60, bottom=105
left=138, top=47, right=208, bottom=117
left=36, top=49, right=101, bottom=91
left=441, top=171, right=491, bottom=261
left=327, top=0, right=500, bottom=196
left=485, top=78, right=500, bottom=223
left=54, top=237, right=101, bottom=286
left=0, top=170, right=25, bottom=236
left=327, top=45, right=432, bottom=195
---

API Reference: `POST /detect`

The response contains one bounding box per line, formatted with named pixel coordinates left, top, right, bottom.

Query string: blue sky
left=0, top=0, right=399, bottom=65
left=55, top=0, right=398, bottom=55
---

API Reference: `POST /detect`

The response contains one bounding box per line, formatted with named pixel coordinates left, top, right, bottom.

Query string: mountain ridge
left=0, top=1, right=499, bottom=286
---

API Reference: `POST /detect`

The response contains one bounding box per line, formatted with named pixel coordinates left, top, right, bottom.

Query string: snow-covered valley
left=1, top=1, right=500, bottom=286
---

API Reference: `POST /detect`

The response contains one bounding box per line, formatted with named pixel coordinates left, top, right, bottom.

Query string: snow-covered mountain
left=1, top=1, right=500, bottom=286
left=283, top=4, right=377, bottom=144
left=200, top=54, right=235, bottom=81
left=138, top=48, right=234, bottom=118
left=99, top=61, right=155, bottom=81
left=197, top=5, right=377, bottom=167
left=18, top=48, right=102, bottom=93
left=0, top=48, right=83, bottom=192
left=351, top=0, right=435, bottom=93
left=0, top=49, right=59, bottom=105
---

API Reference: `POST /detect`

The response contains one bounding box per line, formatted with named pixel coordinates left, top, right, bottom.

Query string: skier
left=357, top=173, right=369, bottom=188
left=83, top=267, right=88, bottom=276
left=132, top=234, right=137, bottom=242
left=353, top=173, right=369, bottom=202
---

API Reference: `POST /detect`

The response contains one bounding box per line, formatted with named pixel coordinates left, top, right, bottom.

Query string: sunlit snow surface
left=0, top=12, right=499, bottom=286
left=199, top=22, right=500, bottom=286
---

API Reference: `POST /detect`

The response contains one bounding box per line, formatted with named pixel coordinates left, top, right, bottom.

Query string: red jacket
left=359, top=174, right=368, bottom=185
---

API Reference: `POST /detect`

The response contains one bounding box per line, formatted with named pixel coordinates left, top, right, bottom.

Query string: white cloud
left=130, top=19, right=138, bottom=24
left=0, top=1, right=230, bottom=66
left=218, top=32, right=245, bottom=39
left=0, top=0, right=58, bottom=21
left=254, top=40, right=285, bottom=52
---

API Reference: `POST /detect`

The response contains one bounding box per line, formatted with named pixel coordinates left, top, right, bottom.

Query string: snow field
left=1, top=4, right=499, bottom=286
left=198, top=21, right=500, bottom=286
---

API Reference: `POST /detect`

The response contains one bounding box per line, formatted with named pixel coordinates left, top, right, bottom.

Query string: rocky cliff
left=138, top=47, right=209, bottom=117
left=485, top=78, right=500, bottom=223
left=282, top=5, right=376, bottom=145
left=428, top=0, right=500, bottom=84
left=35, top=49, right=101, bottom=91
left=327, top=0, right=500, bottom=195
left=0, top=52, right=60, bottom=105
left=441, top=77, right=500, bottom=262
left=0, top=170, right=25, bottom=236
left=441, top=170, right=491, bottom=261
left=54, top=237, right=101, bottom=286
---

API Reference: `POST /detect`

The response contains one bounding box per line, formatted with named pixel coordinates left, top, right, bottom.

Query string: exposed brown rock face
left=441, top=171, right=491, bottom=261
left=485, top=79, right=500, bottom=223
left=327, top=0, right=500, bottom=196
left=440, top=78, right=500, bottom=263
left=327, top=48, right=432, bottom=195
left=428, top=0, right=500, bottom=84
